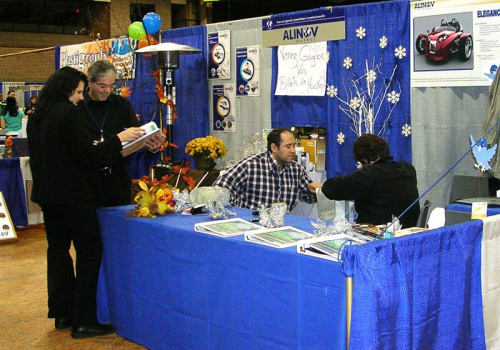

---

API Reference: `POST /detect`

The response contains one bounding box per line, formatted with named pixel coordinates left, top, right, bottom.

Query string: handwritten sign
left=275, top=42, right=327, bottom=96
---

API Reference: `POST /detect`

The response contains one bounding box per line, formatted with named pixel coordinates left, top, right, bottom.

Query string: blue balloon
left=143, top=12, right=162, bottom=34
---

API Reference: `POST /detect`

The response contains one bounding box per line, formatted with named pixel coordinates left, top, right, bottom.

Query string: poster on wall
left=411, top=0, right=500, bottom=87
left=208, top=30, right=231, bottom=80
left=59, top=37, right=135, bottom=79
left=212, top=84, right=236, bottom=132
left=275, top=41, right=327, bottom=96
left=236, top=46, right=260, bottom=97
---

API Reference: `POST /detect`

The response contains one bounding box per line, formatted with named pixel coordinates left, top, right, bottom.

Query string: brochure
left=297, top=234, right=365, bottom=261
left=244, top=226, right=314, bottom=248
left=194, top=218, right=263, bottom=237
left=120, top=121, right=161, bottom=157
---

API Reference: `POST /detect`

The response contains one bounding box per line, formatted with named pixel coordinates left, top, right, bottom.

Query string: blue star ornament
left=470, top=135, right=498, bottom=172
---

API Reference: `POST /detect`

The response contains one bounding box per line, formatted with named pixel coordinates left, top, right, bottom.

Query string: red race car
left=416, top=17, right=473, bottom=62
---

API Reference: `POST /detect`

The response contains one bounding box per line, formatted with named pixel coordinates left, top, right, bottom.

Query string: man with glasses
left=79, top=60, right=164, bottom=207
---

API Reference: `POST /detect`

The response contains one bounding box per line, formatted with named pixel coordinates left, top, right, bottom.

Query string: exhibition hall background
left=17, top=0, right=493, bottom=210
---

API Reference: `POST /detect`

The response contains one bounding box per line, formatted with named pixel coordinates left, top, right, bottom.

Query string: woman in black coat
left=27, top=67, right=145, bottom=339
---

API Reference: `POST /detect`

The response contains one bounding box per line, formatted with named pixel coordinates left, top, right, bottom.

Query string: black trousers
left=42, top=201, right=102, bottom=327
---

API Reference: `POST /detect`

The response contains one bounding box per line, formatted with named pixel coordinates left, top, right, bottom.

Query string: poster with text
left=208, top=30, right=231, bottom=80
left=236, top=46, right=261, bottom=96
left=59, top=36, right=135, bottom=79
left=212, top=84, right=236, bottom=132
left=411, top=0, right=500, bottom=87
left=275, top=41, right=327, bottom=96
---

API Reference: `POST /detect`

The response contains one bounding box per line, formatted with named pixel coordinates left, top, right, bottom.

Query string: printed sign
left=208, top=30, right=231, bottom=79
left=59, top=36, right=135, bottom=79
left=0, top=192, right=17, bottom=244
left=212, top=84, right=236, bottom=132
left=236, top=46, right=261, bottom=96
left=262, top=7, right=345, bottom=47
left=411, top=0, right=500, bottom=87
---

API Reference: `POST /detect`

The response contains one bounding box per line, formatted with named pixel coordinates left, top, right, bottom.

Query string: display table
left=97, top=206, right=491, bottom=350
left=0, top=157, right=27, bottom=226
left=97, top=207, right=347, bottom=350
left=445, top=202, right=500, bottom=225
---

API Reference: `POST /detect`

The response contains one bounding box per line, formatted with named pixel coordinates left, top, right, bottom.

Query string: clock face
left=240, top=58, right=254, bottom=82
left=211, top=43, right=225, bottom=65
left=216, top=96, right=230, bottom=118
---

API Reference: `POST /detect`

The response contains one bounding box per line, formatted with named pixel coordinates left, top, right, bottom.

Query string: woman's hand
left=117, top=127, right=145, bottom=143
left=144, top=132, right=166, bottom=152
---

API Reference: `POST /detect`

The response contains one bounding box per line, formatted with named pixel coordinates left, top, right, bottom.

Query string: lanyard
left=84, top=99, right=110, bottom=142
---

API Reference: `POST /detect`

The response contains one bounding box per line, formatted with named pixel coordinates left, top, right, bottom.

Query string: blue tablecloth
left=0, top=157, right=27, bottom=226
left=97, top=207, right=347, bottom=350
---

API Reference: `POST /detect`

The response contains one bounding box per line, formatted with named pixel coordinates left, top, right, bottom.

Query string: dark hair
left=87, top=60, right=116, bottom=82
left=267, top=128, right=293, bottom=152
left=353, top=134, right=390, bottom=165
left=5, top=96, right=19, bottom=116
left=33, top=67, right=88, bottom=121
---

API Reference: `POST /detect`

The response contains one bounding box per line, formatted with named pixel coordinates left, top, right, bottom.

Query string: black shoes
left=71, top=324, right=115, bottom=339
left=55, top=317, right=72, bottom=330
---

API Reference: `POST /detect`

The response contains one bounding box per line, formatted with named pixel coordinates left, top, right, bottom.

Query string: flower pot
left=194, top=156, right=216, bottom=172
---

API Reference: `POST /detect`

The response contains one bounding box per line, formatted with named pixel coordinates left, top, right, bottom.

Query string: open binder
left=244, top=226, right=313, bottom=248
left=194, top=218, right=263, bottom=237
left=120, top=121, right=161, bottom=157
left=297, top=234, right=365, bottom=261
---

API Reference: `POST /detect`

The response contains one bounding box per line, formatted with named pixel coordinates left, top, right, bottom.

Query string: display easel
left=0, top=191, right=17, bottom=244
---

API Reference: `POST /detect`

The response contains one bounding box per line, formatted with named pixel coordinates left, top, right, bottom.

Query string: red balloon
left=138, top=35, right=158, bottom=57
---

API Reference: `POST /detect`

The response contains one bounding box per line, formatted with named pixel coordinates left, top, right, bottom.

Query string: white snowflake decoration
left=349, top=97, right=361, bottom=110
left=326, top=85, right=338, bottom=98
left=366, top=70, right=377, bottom=83
left=379, top=36, right=388, bottom=49
left=343, top=57, right=353, bottom=69
left=402, top=123, right=411, bottom=137
left=387, top=91, right=400, bottom=104
left=337, top=132, right=345, bottom=145
left=394, top=45, right=407, bottom=59
left=356, top=27, right=366, bottom=40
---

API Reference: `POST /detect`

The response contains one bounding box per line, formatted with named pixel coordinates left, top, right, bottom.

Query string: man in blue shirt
left=214, top=128, right=317, bottom=212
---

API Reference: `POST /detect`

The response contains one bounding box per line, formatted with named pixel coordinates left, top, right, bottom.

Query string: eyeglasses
left=94, top=83, right=117, bottom=91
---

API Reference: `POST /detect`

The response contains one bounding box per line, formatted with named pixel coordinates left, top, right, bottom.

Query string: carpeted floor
left=0, top=225, right=146, bottom=350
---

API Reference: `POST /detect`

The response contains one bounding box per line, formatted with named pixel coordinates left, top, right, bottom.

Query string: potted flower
left=185, top=135, right=227, bottom=171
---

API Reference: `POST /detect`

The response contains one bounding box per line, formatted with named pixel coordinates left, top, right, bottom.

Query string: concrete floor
left=0, top=225, right=146, bottom=350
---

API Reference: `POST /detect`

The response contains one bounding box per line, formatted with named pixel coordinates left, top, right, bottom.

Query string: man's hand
left=308, top=182, right=322, bottom=194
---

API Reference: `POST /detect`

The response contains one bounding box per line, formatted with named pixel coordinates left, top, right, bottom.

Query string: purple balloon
left=143, top=12, right=162, bottom=34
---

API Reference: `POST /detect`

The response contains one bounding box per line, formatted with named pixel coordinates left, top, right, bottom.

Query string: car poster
left=208, top=30, right=231, bottom=80
left=236, top=46, right=260, bottom=97
left=411, top=0, right=500, bottom=87
left=212, top=84, right=236, bottom=132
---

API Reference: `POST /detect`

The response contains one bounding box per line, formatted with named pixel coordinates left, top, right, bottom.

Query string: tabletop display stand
left=0, top=191, right=17, bottom=243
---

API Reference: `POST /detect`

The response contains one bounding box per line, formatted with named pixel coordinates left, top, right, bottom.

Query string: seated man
left=214, top=127, right=317, bottom=213
left=309, top=134, right=420, bottom=228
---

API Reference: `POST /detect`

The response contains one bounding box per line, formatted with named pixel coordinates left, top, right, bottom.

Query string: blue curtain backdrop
left=342, top=221, right=486, bottom=350
left=271, top=0, right=411, bottom=177
left=163, top=25, right=209, bottom=163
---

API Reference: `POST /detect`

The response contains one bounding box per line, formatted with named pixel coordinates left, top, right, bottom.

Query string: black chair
left=416, top=200, right=431, bottom=228
left=448, top=175, right=489, bottom=204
